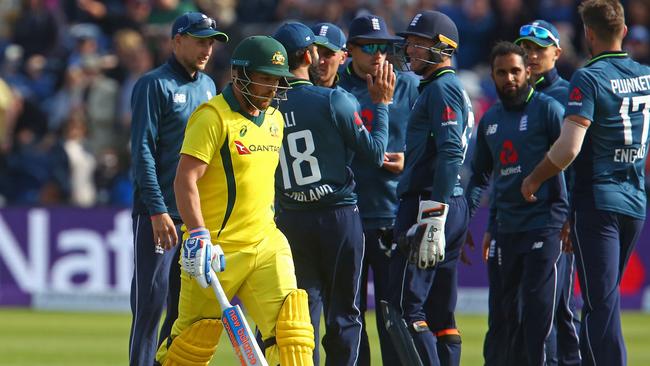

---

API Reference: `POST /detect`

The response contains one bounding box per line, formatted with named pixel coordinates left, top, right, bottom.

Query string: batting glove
left=181, top=227, right=226, bottom=288
left=406, top=200, right=448, bottom=269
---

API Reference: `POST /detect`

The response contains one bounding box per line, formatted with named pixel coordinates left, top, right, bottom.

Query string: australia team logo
left=271, top=51, right=285, bottom=66
left=239, top=125, right=247, bottom=137
left=234, top=140, right=251, bottom=155
left=269, top=122, right=280, bottom=137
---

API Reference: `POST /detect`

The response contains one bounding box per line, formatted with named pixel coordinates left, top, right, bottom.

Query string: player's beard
left=497, top=82, right=531, bottom=110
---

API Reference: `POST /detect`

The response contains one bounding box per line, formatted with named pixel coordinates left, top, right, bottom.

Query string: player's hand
left=377, top=227, right=396, bottom=258
left=367, top=60, right=395, bottom=105
left=382, top=152, right=404, bottom=174
left=151, top=213, right=179, bottom=251
left=481, top=232, right=492, bottom=262
left=181, top=227, right=226, bottom=288
left=406, top=200, right=448, bottom=269
left=521, top=175, right=541, bottom=202
left=561, top=220, right=572, bottom=253
left=460, top=231, right=475, bottom=265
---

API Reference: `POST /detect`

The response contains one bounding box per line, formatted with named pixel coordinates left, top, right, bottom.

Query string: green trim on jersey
left=585, top=52, right=628, bottom=67
left=420, top=68, right=456, bottom=89
left=288, top=79, right=313, bottom=87
left=217, top=133, right=237, bottom=239
left=222, top=84, right=266, bottom=126
left=525, top=86, right=534, bottom=102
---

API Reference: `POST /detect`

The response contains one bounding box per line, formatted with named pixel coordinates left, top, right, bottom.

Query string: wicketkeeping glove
left=406, top=200, right=448, bottom=269
left=181, top=227, right=226, bottom=288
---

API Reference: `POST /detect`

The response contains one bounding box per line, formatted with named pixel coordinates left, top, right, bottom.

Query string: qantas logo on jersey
left=361, top=109, right=374, bottom=132
left=234, top=140, right=280, bottom=155
left=234, top=141, right=251, bottom=155
left=568, top=87, right=583, bottom=106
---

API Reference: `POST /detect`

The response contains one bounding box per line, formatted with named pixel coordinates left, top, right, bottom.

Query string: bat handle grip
left=210, top=271, right=232, bottom=310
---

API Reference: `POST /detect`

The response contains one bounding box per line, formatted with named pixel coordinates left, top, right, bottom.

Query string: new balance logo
left=486, top=124, right=498, bottom=135
left=410, top=14, right=422, bottom=27
left=371, top=18, right=381, bottom=30
left=234, top=140, right=251, bottom=155
left=532, top=241, right=544, bottom=250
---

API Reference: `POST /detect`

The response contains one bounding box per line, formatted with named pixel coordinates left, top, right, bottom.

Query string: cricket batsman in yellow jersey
left=156, top=36, right=314, bottom=366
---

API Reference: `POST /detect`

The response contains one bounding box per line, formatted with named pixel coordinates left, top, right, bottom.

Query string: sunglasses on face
left=519, top=25, right=560, bottom=47
left=177, top=17, right=217, bottom=35
left=354, top=43, right=390, bottom=55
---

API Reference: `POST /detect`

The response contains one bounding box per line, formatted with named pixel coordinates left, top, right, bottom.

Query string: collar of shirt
left=168, top=54, right=198, bottom=82
left=501, top=85, right=534, bottom=112
left=288, top=78, right=313, bottom=88
left=534, top=68, right=559, bottom=91
left=222, top=83, right=266, bottom=126
left=418, top=66, right=455, bottom=93
left=585, top=50, right=628, bottom=67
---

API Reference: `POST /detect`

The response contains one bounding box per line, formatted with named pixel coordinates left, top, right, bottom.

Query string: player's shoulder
left=396, top=71, right=419, bottom=88
left=533, top=91, right=564, bottom=114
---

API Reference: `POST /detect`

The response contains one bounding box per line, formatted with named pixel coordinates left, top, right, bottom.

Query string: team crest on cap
left=410, top=14, right=422, bottom=27
left=271, top=51, right=285, bottom=65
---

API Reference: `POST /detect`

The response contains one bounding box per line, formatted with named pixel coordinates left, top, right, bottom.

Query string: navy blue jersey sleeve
left=487, top=189, right=497, bottom=236
left=331, top=89, right=389, bottom=166
left=545, top=99, right=565, bottom=142
left=466, top=118, right=493, bottom=218
left=431, top=87, right=467, bottom=203
left=565, top=69, right=597, bottom=122
left=130, top=76, right=166, bottom=215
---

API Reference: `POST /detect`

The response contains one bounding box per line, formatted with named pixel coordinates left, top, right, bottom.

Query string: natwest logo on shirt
left=568, top=87, right=583, bottom=107
left=361, top=108, right=374, bottom=132
left=442, top=106, right=457, bottom=121
left=499, top=140, right=519, bottom=165
left=234, top=140, right=251, bottom=155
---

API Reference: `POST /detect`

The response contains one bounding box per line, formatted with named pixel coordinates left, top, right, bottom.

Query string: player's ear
left=554, top=46, right=562, bottom=61
left=340, top=50, right=348, bottom=65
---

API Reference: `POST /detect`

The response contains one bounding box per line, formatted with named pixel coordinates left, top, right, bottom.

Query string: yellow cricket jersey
left=180, top=85, right=283, bottom=248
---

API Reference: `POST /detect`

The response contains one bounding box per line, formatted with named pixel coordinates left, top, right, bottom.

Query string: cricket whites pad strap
left=267, top=289, right=315, bottom=365
left=164, top=319, right=223, bottom=366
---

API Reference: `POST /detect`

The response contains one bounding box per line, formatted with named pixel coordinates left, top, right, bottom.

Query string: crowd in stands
left=0, top=0, right=648, bottom=207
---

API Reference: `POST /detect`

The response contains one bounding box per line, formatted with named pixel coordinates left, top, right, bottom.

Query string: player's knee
left=162, top=319, right=222, bottom=366
left=435, top=328, right=462, bottom=345
left=269, top=289, right=315, bottom=365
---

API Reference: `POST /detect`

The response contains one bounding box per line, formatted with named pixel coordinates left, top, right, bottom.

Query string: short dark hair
left=579, top=0, right=626, bottom=43
left=489, top=41, right=528, bottom=70
left=287, top=48, right=309, bottom=71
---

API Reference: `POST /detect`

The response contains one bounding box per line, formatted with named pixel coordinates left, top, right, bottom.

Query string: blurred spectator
left=444, top=0, right=496, bottom=69
left=11, top=0, right=60, bottom=58
left=95, top=147, right=132, bottom=206
left=196, top=0, right=236, bottom=28
left=60, top=108, right=96, bottom=206
left=149, top=0, right=196, bottom=24
left=624, top=25, right=650, bottom=65
left=627, top=0, right=650, bottom=27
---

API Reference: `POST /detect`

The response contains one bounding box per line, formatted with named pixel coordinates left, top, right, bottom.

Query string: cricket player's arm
left=465, top=117, right=493, bottom=219
left=521, top=115, right=590, bottom=202
left=431, top=93, right=465, bottom=203
left=174, top=154, right=208, bottom=230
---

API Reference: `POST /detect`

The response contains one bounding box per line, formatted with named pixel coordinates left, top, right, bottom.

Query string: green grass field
left=1, top=309, right=649, bottom=365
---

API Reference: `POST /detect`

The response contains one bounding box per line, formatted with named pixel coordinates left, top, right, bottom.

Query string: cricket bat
left=210, top=271, right=269, bottom=366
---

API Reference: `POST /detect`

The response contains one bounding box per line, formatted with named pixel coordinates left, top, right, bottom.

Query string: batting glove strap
left=407, top=200, right=449, bottom=269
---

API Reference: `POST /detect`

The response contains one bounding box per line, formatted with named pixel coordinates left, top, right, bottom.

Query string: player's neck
left=422, top=59, right=452, bottom=79
left=291, top=66, right=310, bottom=81
left=589, top=41, right=624, bottom=58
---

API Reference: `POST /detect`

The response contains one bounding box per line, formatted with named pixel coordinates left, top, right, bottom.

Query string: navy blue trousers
left=388, top=195, right=468, bottom=366
left=358, top=226, right=397, bottom=366
left=277, top=205, right=364, bottom=366
left=483, top=237, right=508, bottom=366
left=129, top=214, right=181, bottom=366
left=572, top=209, right=643, bottom=366
left=498, top=228, right=561, bottom=366
left=553, top=252, right=581, bottom=366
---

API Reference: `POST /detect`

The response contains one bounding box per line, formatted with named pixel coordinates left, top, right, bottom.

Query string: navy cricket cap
left=312, top=23, right=347, bottom=52
left=171, top=12, right=228, bottom=42
left=348, top=15, right=403, bottom=42
left=273, top=22, right=328, bottom=53
left=515, top=20, right=561, bottom=48
left=397, top=11, right=459, bottom=49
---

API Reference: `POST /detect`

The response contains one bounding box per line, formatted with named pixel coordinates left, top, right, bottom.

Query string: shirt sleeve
left=546, top=99, right=565, bottom=143
left=565, top=69, right=597, bottom=122
left=180, top=103, right=225, bottom=164
left=465, top=117, right=493, bottom=218
left=130, top=76, right=166, bottom=215
left=331, top=89, right=389, bottom=167
left=430, top=85, right=467, bottom=203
